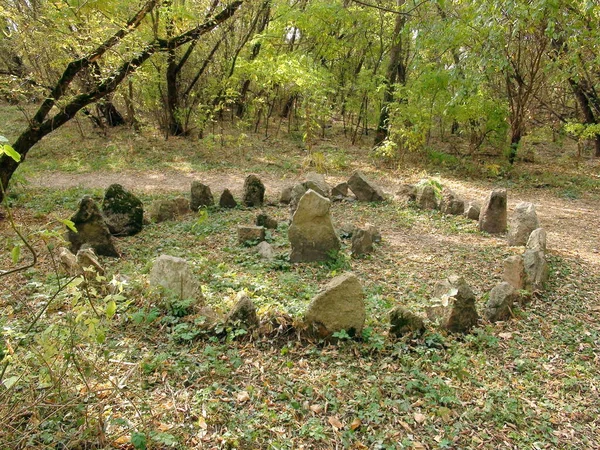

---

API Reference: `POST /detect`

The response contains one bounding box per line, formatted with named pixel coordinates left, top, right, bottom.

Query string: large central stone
left=289, top=190, right=340, bottom=262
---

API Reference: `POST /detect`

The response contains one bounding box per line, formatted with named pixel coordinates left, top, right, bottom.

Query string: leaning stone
left=219, top=189, right=237, bottom=208
left=464, top=202, right=481, bottom=221
left=304, top=273, right=365, bottom=338
left=289, top=190, right=340, bottom=262
left=389, top=306, right=425, bottom=337
left=508, top=202, right=539, bottom=246
left=102, top=184, right=143, bottom=236
left=256, top=213, right=278, bottom=229
left=226, top=292, right=259, bottom=329
left=415, top=184, right=439, bottom=210
left=526, top=228, right=547, bottom=253
left=76, top=248, right=105, bottom=275
left=243, top=174, right=265, bottom=207
left=59, top=247, right=81, bottom=276
left=190, top=181, right=214, bottom=211
left=238, top=225, right=266, bottom=245
left=280, top=186, right=294, bottom=204
left=256, top=241, right=275, bottom=260
left=484, top=282, right=518, bottom=322
left=347, top=171, right=385, bottom=202
left=503, top=255, right=526, bottom=291
left=67, top=196, right=119, bottom=257
left=478, top=189, right=507, bottom=234
left=439, top=188, right=465, bottom=215
left=351, top=228, right=374, bottom=258
left=304, top=172, right=331, bottom=198
left=426, top=275, right=479, bottom=333
left=149, top=255, right=202, bottom=300
left=523, top=249, right=548, bottom=291
left=331, top=182, right=349, bottom=199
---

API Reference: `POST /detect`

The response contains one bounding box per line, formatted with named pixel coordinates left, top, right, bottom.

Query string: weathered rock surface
left=389, top=306, right=425, bottom=337
left=149, top=255, right=202, bottom=300
left=226, top=292, right=259, bottom=329
left=190, top=181, right=214, bottom=211
left=347, top=171, right=385, bottom=202
left=526, top=228, right=547, bottom=253
left=364, top=223, right=381, bottom=243
left=280, top=186, right=294, bottom=204
left=331, top=182, right=349, bottom=199
left=523, top=249, right=548, bottom=291
left=426, top=275, right=479, bottom=333
left=415, top=184, right=439, bottom=210
left=148, top=198, right=188, bottom=223
left=102, top=184, right=143, bottom=236
left=289, top=190, right=340, bottom=262
left=238, top=225, right=266, bottom=245
left=67, top=196, right=119, bottom=257
left=256, top=241, right=275, bottom=260
left=479, top=188, right=507, bottom=234
left=304, top=273, right=366, bottom=337
left=243, top=174, right=265, bottom=207
left=508, top=202, right=539, bottom=246
left=337, top=222, right=356, bottom=239
left=76, top=248, right=105, bottom=275
left=304, top=172, right=331, bottom=198
left=440, top=188, right=465, bottom=215
left=256, top=213, right=278, bottom=229
left=464, top=202, right=481, bottom=221
left=351, top=227, right=374, bottom=258
left=503, top=255, right=526, bottom=290
left=289, top=183, right=308, bottom=214
left=219, top=189, right=237, bottom=208
left=484, top=282, right=518, bottom=322
left=59, top=247, right=81, bottom=276
left=396, top=184, right=417, bottom=203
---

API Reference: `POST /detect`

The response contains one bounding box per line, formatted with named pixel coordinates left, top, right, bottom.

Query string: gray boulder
left=351, top=227, right=374, bottom=258
left=219, top=189, right=237, bottom=208
left=478, top=189, right=507, bottom=234
left=439, top=188, right=465, bottom=215
left=347, top=171, right=385, bottom=202
left=256, top=241, right=275, bottom=260
left=67, top=196, right=119, bottom=257
left=415, top=184, right=439, bottom=210
left=238, top=225, right=266, bottom=245
left=484, top=282, right=518, bottom=322
left=526, top=228, right=547, bottom=253
left=389, top=306, right=425, bottom=337
left=102, top=184, right=143, bottom=236
left=523, top=249, right=548, bottom=291
left=426, top=275, right=479, bottom=333
left=289, top=190, right=340, bottom=262
left=503, top=255, right=526, bottom=291
left=243, top=174, right=265, bottom=207
left=508, top=202, right=539, bottom=246
left=190, top=181, right=214, bottom=211
left=304, top=273, right=366, bottom=338
left=304, top=172, right=331, bottom=198
left=464, top=202, right=481, bottom=221
left=149, top=255, right=202, bottom=300
left=226, top=292, right=259, bottom=329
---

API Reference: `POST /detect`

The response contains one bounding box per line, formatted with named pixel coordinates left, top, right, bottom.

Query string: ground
left=1, top=107, right=600, bottom=449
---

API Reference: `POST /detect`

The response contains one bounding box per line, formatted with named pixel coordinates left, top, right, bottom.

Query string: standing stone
left=304, top=172, right=331, bottom=198
left=347, top=171, right=386, bottom=202
left=149, top=255, right=202, bottom=300
left=243, top=174, right=265, bottom=207
left=478, top=189, right=507, bottom=234
left=508, top=202, right=539, bottom=246
left=523, top=249, right=548, bottom=291
left=426, top=275, right=479, bottom=333
left=256, top=213, right=278, bottom=229
left=226, top=292, right=259, bottom=329
left=503, top=255, right=526, bottom=290
left=389, top=306, right=425, bottom=337
left=526, top=228, right=547, bottom=253
left=415, top=184, right=439, bottom=210
left=331, top=182, right=349, bottom=199
left=439, top=188, right=465, bottom=215
left=67, top=196, right=119, bottom=257
left=237, top=225, right=266, bottom=245
left=219, top=189, right=237, bottom=208
left=464, top=202, right=481, bottom=221
left=102, top=184, right=143, bottom=236
left=351, top=228, right=374, bottom=258
left=484, top=282, right=518, bottom=322
left=280, top=186, right=294, bottom=204
left=304, top=273, right=366, bottom=337
left=190, top=181, right=214, bottom=211
left=289, top=190, right=340, bottom=262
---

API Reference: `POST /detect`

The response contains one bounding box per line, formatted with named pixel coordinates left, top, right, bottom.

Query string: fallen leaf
left=413, top=442, right=426, bottom=450
left=236, top=391, right=250, bottom=403
left=350, top=418, right=362, bottom=431
left=328, top=416, right=343, bottom=429
left=414, top=412, right=426, bottom=424
left=197, top=417, right=208, bottom=430
left=499, top=332, right=513, bottom=339
left=310, top=404, right=323, bottom=414
left=400, top=421, right=412, bottom=432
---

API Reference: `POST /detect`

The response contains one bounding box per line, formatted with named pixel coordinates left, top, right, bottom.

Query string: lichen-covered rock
left=526, top=228, right=547, bottom=253
left=347, top=171, right=385, bottom=202
left=479, top=189, right=507, bottom=234
left=226, top=292, right=259, bottom=329
left=102, top=184, right=143, bottom=236
left=304, top=172, right=331, bottom=198
left=149, top=255, right=202, bottom=300
left=351, top=227, right=374, bottom=258
left=238, top=225, right=266, bottom=245
left=426, top=275, right=479, bottom=333
left=304, top=273, right=365, bottom=338
left=67, top=196, right=119, bottom=257
left=439, top=188, right=465, bottom=215
left=219, top=189, right=237, bottom=208
left=389, top=306, right=425, bottom=337
left=190, top=181, right=214, bottom=211
left=503, top=255, right=525, bottom=291
left=508, top=202, right=539, bottom=246
left=289, top=190, right=340, bottom=262
left=484, top=282, right=518, bottom=322
left=243, top=174, right=265, bottom=207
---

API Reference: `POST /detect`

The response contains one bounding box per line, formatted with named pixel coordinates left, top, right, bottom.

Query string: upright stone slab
left=243, top=174, right=265, bottom=207
left=351, top=228, right=374, bottom=258
left=102, top=184, right=143, bottom=236
left=67, top=196, right=119, bottom=257
left=149, top=255, right=202, bottom=300
left=426, top=275, right=479, bottom=333
left=526, top=228, right=547, bottom=253
left=190, top=181, right=214, bottom=211
left=484, top=282, right=518, bottom=322
left=289, top=190, right=340, bottom=262
left=523, top=249, right=548, bottom=291
left=304, top=273, right=365, bottom=337
left=478, top=188, right=507, bottom=234
left=503, top=255, right=526, bottom=290
left=347, top=171, right=385, bottom=202
left=508, top=202, right=539, bottom=246
left=440, top=188, right=465, bottom=215
left=304, top=172, right=331, bottom=198
left=219, top=189, right=237, bottom=208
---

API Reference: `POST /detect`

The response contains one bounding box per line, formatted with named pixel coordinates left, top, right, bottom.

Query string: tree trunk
left=569, top=78, right=600, bottom=157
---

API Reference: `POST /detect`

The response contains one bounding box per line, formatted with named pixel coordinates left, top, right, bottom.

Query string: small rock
left=219, top=189, right=237, bottom=208
left=351, top=228, right=374, bottom=258
left=484, top=282, right=518, bottom=322
left=227, top=292, right=259, bottom=329
left=426, top=275, right=479, bottom=333
left=280, top=186, right=294, bottom=204
left=331, top=182, right=349, bottom=199
left=289, top=183, right=308, bottom=214
left=389, top=306, right=425, bottom=337
left=347, top=171, right=385, bottom=202
left=304, top=172, right=331, bottom=198
left=396, top=184, right=417, bottom=202
left=238, top=225, right=266, bottom=245
left=415, top=184, right=439, bottom=210
left=337, top=222, right=356, bottom=239
left=149, top=255, right=202, bottom=301
left=256, top=213, right=278, bottom=229
left=439, top=187, right=465, bottom=215
left=77, top=248, right=105, bottom=275
left=59, top=247, right=80, bottom=276
left=67, top=196, right=119, bottom=257
left=479, top=188, right=507, bottom=234
left=256, top=241, right=275, bottom=260
left=364, top=223, right=382, bottom=243
left=526, top=228, right=547, bottom=253
left=243, top=174, right=265, bottom=207
left=190, top=181, right=214, bottom=211
left=523, top=249, right=548, bottom=291
left=464, top=202, right=481, bottom=221
left=508, top=202, right=539, bottom=246
left=102, top=184, right=144, bottom=236
left=173, top=197, right=190, bottom=215
left=503, top=255, right=526, bottom=290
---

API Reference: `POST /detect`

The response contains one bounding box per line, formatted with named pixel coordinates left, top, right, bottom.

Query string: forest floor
left=1, top=104, right=600, bottom=449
